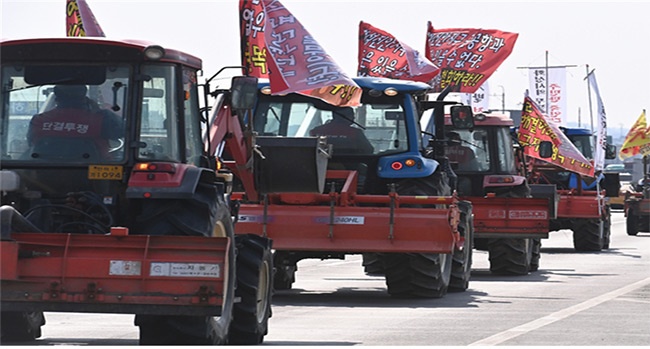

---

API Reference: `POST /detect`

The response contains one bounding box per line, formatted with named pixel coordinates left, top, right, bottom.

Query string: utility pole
left=499, top=85, right=505, bottom=113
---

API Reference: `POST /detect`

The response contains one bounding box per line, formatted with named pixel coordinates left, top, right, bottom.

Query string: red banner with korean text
left=259, top=0, right=361, bottom=107
left=66, top=0, right=105, bottom=37
left=425, top=22, right=518, bottom=93
left=518, top=96, right=595, bottom=177
left=357, top=21, right=440, bottom=84
left=240, top=0, right=269, bottom=78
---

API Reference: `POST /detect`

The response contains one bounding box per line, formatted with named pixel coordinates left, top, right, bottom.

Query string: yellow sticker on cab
left=88, top=165, right=123, bottom=180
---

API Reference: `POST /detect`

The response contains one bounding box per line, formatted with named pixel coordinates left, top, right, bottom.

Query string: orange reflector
left=405, top=159, right=416, bottom=167
left=391, top=162, right=403, bottom=170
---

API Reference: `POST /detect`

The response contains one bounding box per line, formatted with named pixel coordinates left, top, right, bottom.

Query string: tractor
left=0, top=37, right=273, bottom=345
left=207, top=76, right=475, bottom=298
left=422, top=112, right=555, bottom=275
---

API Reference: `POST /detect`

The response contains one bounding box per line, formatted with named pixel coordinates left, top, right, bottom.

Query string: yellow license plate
left=88, top=165, right=123, bottom=180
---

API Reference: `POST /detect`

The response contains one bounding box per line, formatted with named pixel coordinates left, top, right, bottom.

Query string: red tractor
left=206, top=76, right=475, bottom=297
left=422, top=112, right=554, bottom=275
left=0, top=37, right=273, bottom=345
left=522, top=127, right=619, bottom=251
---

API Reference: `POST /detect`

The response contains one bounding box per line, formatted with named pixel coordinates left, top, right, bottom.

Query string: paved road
left=18, top=210, right=650, bottom=346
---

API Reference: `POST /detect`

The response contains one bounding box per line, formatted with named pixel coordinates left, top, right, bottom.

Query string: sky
left=2, top=0, right=650, bottom=139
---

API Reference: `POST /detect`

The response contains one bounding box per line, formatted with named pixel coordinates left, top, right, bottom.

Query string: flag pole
left=545, top=50, right=549, bottom=114
left=585, top=64, right=595, bottom=134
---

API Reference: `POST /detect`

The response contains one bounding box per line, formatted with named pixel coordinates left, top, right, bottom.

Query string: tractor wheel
left=602, top=206, right=612, bottom=249
left=382, top=173, right=454, bottom=298
left=382, top=252, right=452, bottom=298
left=228, top=234, right=273, bottom=345
left=529, top=238, right=542, bottom=272
left=362, top=253, right=385, bottom=276
left=449, top=200, right=473, bottom=292
left=627, top=209, right=639, bottom=236
left=134, top=181, right=236, bottom=345
left=0, top=311, right=45, bottom=343
left=488, top=184, right=536, bottom=274
left=572, top=218, right=603, bottom=251
left=272, top=251, right=297, bottom=290
left=488, top=238, right=533, bottom=275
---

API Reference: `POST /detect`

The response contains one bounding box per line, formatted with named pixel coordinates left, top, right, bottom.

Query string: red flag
left=240, top=0, right=269, bottom=78
left=259, top=0, right=361, bottom=107
left=518, top=96, right=595, bottom=178
left=425, top=22, right=518, bottom=93
left=357, top=21, right=440, bottom=84
left=66, top=0, right=105, bottom=37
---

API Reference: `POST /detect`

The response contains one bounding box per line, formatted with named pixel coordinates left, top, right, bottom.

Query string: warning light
left=391, top=162, right=403, bottom=170
left=134, top=162, right=176, bottom=173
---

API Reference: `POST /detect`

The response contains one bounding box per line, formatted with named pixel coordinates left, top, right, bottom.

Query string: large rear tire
left=383, top=173, right=454, bottom=298
left=626, top=208, right=639, bottom=236
left=572, top=218, right=603, bottom=251
left=488, top=238, right=533, bottom=275
left=134, top=181, right=235, bottom=345
left=272, top=251, right=297, bottom=290
left=228, top=234, right=273, bottom=345
left=0, top=311, right=45, bottom=343
left=449, top=200, right=473, bottom=292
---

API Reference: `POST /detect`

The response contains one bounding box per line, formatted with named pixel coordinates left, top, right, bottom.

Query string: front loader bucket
left=254, top=136, right=329, bottom=194
left=1, top=233, right=229, bottom=316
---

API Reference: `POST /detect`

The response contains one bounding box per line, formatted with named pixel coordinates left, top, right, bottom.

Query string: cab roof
left=1, top=37, right=202, bottom=69
left=257, top=76, right=432, bottom=94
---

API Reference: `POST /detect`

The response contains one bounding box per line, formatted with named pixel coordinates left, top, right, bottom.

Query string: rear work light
left=134, top=162, right=177, bottom=174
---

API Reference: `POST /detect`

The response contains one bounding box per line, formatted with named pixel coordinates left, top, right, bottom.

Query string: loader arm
left=206, top=94, right=259, bottom=201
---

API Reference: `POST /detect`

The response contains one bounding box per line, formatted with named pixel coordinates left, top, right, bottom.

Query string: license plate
left=88, top=165, right=123, bottom=180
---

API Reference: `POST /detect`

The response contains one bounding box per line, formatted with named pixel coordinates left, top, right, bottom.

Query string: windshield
left=1, top=64, right=128, bottom=163
left=568, top=134, right=594, bottom=159
left=253, top=95, right=409, bottom=156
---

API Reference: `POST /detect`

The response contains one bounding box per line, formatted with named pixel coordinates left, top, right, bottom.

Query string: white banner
left=587, top=71, right=607, bottom=171
left=461, top=81, right=490, bottom=114
left=528, top=67, right=567, bottom=124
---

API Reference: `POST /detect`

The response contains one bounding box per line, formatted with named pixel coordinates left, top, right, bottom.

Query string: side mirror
left=605, top=144, right=617, bottom=160
left=538, top=141, right=553, bottom=158
left=230, top=76, right=258, bottom=110
left=450, top=105, right=474, bottom=129
left=603, top=172, right=621, bottom=197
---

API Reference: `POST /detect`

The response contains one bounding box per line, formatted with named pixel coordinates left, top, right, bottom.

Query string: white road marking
left=469, top=276, right=650, bottom=346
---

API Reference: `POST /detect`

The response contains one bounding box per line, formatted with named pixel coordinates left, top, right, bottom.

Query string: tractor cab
left=0, top=37, right=205, bottom=231
left=248, top=77, right=441, bottom=195
left=422, top=112, right=524, bottom=197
